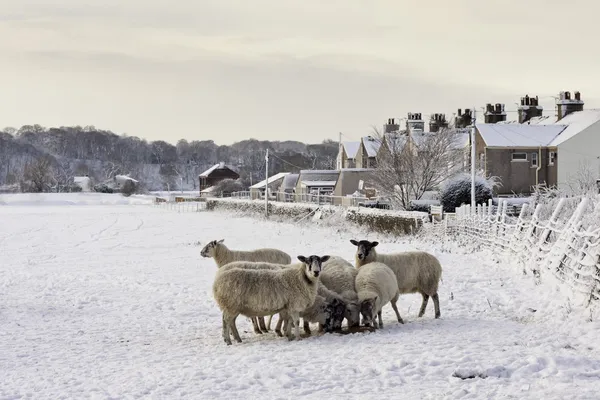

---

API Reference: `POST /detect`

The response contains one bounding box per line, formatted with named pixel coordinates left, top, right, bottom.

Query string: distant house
left=198, top=162, right=240, bottom=192
left=331, top=168, right=375, bottom=205
left=356, top=136, right=381, bottom=168
left=249, top=172, right=290, bottom=199
left=295, top=170, right=340, bottom=200
left=337, top=141, right=360, bottom=169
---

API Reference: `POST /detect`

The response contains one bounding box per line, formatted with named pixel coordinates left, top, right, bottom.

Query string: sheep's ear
left=350, top=239, right=359, bottom=246
left=371, top=241, right=379, bottom=247
left=320, top=255, right=330, bottom=263
left=217, top=239, right=225, bottom=244
left=297, top=255, right=307, bottom=263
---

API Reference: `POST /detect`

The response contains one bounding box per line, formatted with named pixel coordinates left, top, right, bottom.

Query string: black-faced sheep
left=351, top=239, right=442, bottom=320
left=354, top=261, right=402, bottom=328
left=212, top=255, right=329, bottom=345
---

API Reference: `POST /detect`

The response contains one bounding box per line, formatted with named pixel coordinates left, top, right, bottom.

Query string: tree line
left=0, top=125, right=338, bottom=192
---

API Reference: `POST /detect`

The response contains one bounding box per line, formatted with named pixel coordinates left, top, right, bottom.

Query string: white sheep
left=279, top=294, right=347, bottom=336
left=350, top=239, right=442, bottom=320
left=354, top=261, right=402, bottom=328
left=201, top=239, right=292, bottom=333
left=212, top=255, right=329, bottom=344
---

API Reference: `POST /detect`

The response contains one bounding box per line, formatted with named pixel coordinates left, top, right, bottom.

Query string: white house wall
left=557, top=120, right=600, bottom=191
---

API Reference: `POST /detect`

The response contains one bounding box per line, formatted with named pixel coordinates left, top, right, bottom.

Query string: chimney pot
left=575, top=91, right=581, bottom=101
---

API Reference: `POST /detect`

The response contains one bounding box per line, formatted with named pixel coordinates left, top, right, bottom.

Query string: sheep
left=268, top=256, right=361, bottom=334
left=279, top=294, right=347, bottom=336
left=212, top=254, right=329, bottom=344
left=350, top=239, right=442, bottom=320
left=201, top=239, right=292, bottom=333
left=354, top=261, right=402, bottom=328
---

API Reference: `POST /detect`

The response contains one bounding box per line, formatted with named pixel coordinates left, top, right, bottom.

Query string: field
left=1, top=194, right=600, bottom=399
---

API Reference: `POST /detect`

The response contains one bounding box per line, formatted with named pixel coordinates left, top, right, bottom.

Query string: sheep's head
left=350, top=239, right=379, bottom=261
left=359, top=296, right=377, bottom=327
left=297, top=255, right=329, bottom=279
left=345, top=301, right=361, bottom=327
left=200, top=239, right=224, bottom=257
left=323, top=298, right=346, bottom=332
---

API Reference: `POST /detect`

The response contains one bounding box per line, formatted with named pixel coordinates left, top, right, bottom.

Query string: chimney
left=518, top=94, right=543, bottom=123
left=429, top=113, right=448, bottom=132
left=557, top=90, right=584, bottom=120
left=384, top=117, right=400, bottom=133
left=484, top=102, right=507, bottom=124
left=406, top=112, right=425, bottom=133
left=455, top=108, right=472, bottom=128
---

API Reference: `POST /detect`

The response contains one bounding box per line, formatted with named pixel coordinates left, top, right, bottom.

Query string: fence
left=445, top=197, right=600, bottom=306
left=153, top=200, right=207, bottom=213
left=230, top=190, right=373, bottom=208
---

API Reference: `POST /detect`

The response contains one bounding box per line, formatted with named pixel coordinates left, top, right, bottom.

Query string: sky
left=1, top=0, right=599, bottom=145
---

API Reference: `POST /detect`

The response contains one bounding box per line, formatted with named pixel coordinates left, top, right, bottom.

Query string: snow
left=199, top=162, right=236, bottom=178
left=476, top=123, right=567, bottom=147
left=549, top=109, right=600, bottom=146
left=342, top=141, right=360, bottom=159
left=249, top=172, right=290, bottom=189
left=2, top=195, right=600, bottom=398
left=361, top=136, right=381, bottom=157
left=114, top=174, right=139, bottom=183
left=0, top=193, right=155, bottom=206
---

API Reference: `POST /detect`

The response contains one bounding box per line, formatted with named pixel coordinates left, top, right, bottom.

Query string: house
left=475, top=124, right=565, bottom=195
left=476, top=91, right=600, bottom=194
left=337, top=141, right=360, bottom=168
left=295, top=170, right=340, bottom=201
left=249, top=172, right=290, bottom=200
left=198, top=162, right=239, bottom=192
left=276, top=173, right=299, bottom=202
left=331, top=168, right=375, bottom=205
left=356, top=136, right=381, bottom=168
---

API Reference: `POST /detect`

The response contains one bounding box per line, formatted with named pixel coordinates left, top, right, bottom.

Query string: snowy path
left=2, top=204, right=600, bottom=399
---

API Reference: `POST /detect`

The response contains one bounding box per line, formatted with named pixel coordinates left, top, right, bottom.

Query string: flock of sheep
left=201, top=239, right=443, bottom=345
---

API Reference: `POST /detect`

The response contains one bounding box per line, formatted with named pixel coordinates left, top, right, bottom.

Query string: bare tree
left=566, top=160, right=598, bottom=195
left=23, top=156, right=55, bottom=192
left=371, top=127, right=468, bottom=209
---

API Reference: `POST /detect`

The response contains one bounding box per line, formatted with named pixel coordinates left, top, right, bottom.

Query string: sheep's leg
left=258, top=317, right=269, bottom=333
left=275, top=315, right=284, bottom=337
left=303, top=319, right=312, bottom=335
left=377, top=311, right=383, bottom=328
left=266, top=314, right=273, bottom=331
left=222, top=314, right=232, bottom=345
left=432, top=293, right=441, bottom=318
left=418, top=293, right=430, bottom=318
left=390, top=294, right=404, bottom=324
left=251, top=317, right=263, bottom=334
left=228, top=314, right=243, bottom=343
left=318, top=323, right=325, bottom=332
left=288, top=312, right=301, bottom=341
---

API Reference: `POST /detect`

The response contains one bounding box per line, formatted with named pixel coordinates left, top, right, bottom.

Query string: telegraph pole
left=337, top=132, right=342, bottom=169
left=265, top=148, right=269, bottom=218
left=470, top=109, right=477, bottom=211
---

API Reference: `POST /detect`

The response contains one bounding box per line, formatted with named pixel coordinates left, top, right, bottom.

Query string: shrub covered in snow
left=121, top=180, right=137, bottom=197
left=440, top=173, right=496, bottom=213
left=213, top=179, right=245, bottom=197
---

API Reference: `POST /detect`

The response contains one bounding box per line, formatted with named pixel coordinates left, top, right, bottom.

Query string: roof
left=549, top=110, right=600, bottom=146
left=342, top=141, right=360, bottom=159
left=476, top=123, right=567, bottom=147
left=383, top=133, right=409, bottom=151
left=200, top=185, right=216, bottom=193
left=361, top=136, right=381, bottom=157
left=298, top=170, right=340, bottom=186
left=115, top=174, right=139, bottom=183
left=249, top=172, right=290, bottom=189
left=301, top=180, right=337, bottom=187
left=280, top=173, right=299, bottom=190
left=199, top=162, right=237, bottom=177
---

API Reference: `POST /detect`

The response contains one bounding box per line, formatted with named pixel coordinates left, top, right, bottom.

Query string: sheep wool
left=351, top=239, right=442, bottom=319
left=354, top=261, right=402, bottom=328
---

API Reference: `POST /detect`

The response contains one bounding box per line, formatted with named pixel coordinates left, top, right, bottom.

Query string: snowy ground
left=2, top=194, right=600, bottom=399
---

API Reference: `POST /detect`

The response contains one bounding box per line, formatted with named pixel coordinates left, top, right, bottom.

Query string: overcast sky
left=1, top=0, right=599, bottom=145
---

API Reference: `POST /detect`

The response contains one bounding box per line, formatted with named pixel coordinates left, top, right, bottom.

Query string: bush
left=213, top=179, right=245, bottom=196
left=121, top=180, right=136, bottom=197
left=93, top=183, right=114, bottom=193
left=440, top=173, right=495, bottom=213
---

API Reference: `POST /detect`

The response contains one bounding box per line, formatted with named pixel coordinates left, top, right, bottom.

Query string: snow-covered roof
left=249, top=172, right=290, bottom=189
left=73, top=176, right=90, bottom=183
left=301, top=180, right=337, bottom=187
left=115, top=174, right=139, bottom=183
left=476, top=124, right=567, bottom=147
left=361, top=136, right=381, bottom=157
left=199, top=162, right=237, bottom=177
left=342, top=141, right=360, bottom=159
left=200, top=185, right=216, bottom=193
left=280, top=173, right=299, bottom=190
left=549, top=110, right=600, bottom=146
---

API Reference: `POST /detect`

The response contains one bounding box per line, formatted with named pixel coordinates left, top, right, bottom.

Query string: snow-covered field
left=2, top=194, right=600, bottom=399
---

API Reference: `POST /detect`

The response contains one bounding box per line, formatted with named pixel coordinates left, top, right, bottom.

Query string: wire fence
left=153, top=200, right=207, bottom=213
left=230, top=190, right=378, bottom=208
left=440, top=197, right=600, bottom=306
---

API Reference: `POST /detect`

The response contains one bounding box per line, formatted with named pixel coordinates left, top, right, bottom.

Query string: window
left=531, top=152, right=538, bottom=167
left=549, top=151, right=556, bottom=166
left=511, top=152, right=527, bottom=161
